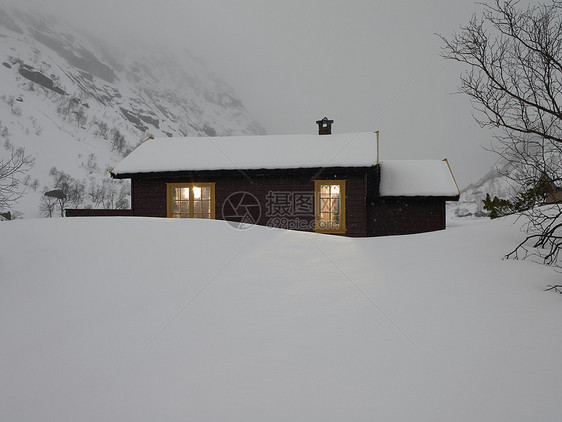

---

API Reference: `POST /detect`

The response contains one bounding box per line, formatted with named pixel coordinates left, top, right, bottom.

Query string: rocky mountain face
left=447, top=161, right=517, bottom=219
left=0, top=3, right=264, bottom=218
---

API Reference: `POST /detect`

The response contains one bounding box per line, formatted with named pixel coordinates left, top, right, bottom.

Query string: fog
left=7, top=0, right=498, bottom=187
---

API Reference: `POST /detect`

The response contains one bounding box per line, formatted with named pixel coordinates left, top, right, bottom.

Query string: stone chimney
left=316, top=117, right=333, bottom=135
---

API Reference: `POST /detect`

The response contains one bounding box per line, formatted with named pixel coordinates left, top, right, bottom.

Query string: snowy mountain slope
left=1, top=217, right=560, bottom=421
left=448, top=161, right=518, bottom=219
left=0, top=3, right=264, bottom=217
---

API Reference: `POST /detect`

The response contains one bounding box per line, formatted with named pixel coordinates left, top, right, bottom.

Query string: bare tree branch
left=440, top=0, right=562, bottom=271
left=0, top=146, right=34, bottom=210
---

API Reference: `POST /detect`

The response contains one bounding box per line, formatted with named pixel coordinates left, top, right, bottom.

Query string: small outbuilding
left=101, top=119, right=460, bottom=237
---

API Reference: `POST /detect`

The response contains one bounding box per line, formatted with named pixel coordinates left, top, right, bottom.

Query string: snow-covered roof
left=111, top=133, right=379, bottom=174
left=379, top=160, right=459, bottom=197
left=111, top=134, right=459, bottom=198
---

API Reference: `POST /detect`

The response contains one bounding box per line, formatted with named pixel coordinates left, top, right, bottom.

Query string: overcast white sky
left=9, top=0, right=502, bottom=187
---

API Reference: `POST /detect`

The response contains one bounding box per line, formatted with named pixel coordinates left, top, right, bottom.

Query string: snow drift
left=1, top=217, right=561, bottom=421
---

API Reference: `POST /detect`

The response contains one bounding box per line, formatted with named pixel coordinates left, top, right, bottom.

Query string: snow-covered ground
left=1, top=217, right=561, bottom=421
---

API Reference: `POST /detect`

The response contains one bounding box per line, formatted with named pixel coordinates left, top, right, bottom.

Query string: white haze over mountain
left=2, top=0, right=500, bottom=189
left=0, top=3, right=264, bottom=217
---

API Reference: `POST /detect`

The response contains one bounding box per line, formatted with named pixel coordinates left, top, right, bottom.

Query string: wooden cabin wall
left=130, top=168, right=369, bottom=237
left=366, top=197, right=446, bottom=236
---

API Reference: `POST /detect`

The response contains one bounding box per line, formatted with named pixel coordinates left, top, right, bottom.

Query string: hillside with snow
left=1, top=216, right=561, bottom=421
left=0, top=3, right=264, bottom=218
left=448, top=161, right=518, bottom=219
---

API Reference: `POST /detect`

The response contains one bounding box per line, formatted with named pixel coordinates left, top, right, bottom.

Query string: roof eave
left=108, top=165, right=377, bottom=179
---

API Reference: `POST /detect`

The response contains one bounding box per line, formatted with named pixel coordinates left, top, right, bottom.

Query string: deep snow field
left=1, top=216, right=561, bottom=421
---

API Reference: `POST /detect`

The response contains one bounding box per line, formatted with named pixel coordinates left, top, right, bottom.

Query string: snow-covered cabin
left=79, top=119, right=460, bottom=236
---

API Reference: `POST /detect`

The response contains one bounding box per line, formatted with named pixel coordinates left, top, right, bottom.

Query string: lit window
left=167, top=183, right=215, bottom=219
left=314, top=180, right=346, bottom=233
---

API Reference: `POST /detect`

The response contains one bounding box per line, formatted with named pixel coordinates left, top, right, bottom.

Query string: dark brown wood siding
left=366, top=197, right=446, bottom=236
left=129, top=167, right=369, bottom=237
left=119, top=165, right=454, bottom=237
left=132, top=178, right=167, bottom=217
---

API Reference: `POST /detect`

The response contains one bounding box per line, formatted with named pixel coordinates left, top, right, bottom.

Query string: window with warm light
left=314, top=180, right=346, bottom=233
left=166, top=183, right=215, bottom=219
